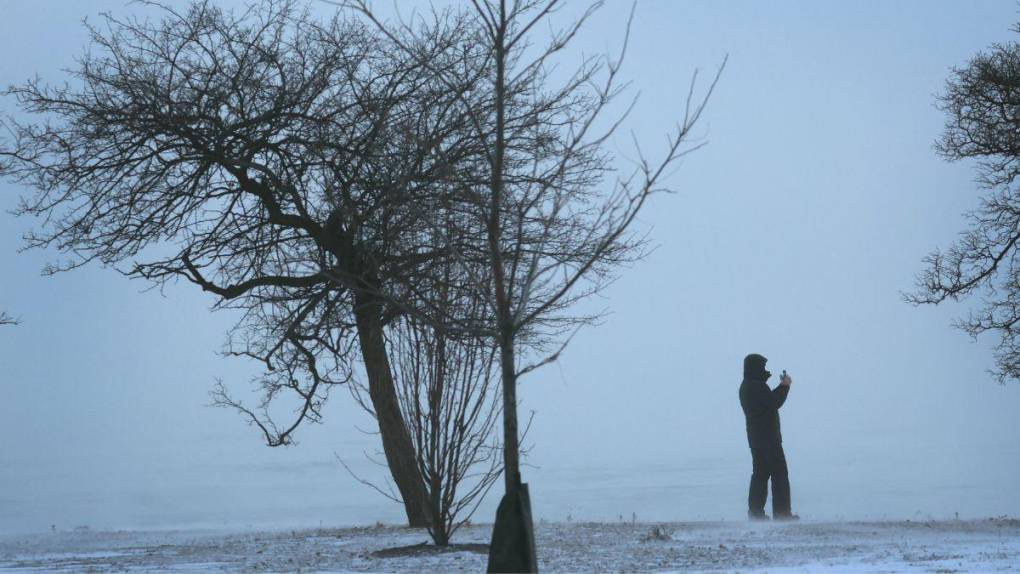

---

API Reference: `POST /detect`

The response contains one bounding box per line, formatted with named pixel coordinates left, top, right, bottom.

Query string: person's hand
left=780, top=373, right=793, bottom=387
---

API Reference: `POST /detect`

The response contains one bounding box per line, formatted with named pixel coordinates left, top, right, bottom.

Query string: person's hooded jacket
left=739, top=353, right=789, bottom=449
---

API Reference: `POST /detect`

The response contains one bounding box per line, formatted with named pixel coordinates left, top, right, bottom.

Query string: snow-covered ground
left=0, top=518, right=1017, bottom=573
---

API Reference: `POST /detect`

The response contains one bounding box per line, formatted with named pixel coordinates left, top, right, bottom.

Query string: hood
left=743, top=353, right=771, bottom=382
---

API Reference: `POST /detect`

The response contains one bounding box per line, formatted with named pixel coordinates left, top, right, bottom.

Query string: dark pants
left=748, top=445, right=791, bottom=518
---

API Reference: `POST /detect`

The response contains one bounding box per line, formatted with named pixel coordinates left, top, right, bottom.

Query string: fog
left=1, top=0, right=1019, bottom=535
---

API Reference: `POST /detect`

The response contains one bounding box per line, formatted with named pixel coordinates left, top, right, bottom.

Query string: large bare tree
left=0, top=0, right=482, bottom=526
left=352, top=0, right=721, bottom=566
left=908, top=23, right=1020, bottom=383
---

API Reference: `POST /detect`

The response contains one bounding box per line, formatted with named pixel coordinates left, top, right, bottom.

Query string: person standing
left=739, top=353, right=798, bottom=520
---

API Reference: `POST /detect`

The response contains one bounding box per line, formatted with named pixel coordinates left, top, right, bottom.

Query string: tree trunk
left=498, top=334, right=520, bottom=494
left=353, top=291, right=430, bottom=528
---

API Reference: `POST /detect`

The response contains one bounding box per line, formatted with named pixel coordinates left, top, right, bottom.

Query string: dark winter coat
left=739, top=377, right=789, bottom=449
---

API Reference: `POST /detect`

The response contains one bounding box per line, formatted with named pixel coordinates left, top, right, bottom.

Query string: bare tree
left=0, top=0, right=484, bottom=526
left=908, top=23, right=1020, bottom=383
left=352, top=0, right=721, bottom=566
left=386, top=310, right=502, bottom=546
left=335, top=211, right=506, bottom=546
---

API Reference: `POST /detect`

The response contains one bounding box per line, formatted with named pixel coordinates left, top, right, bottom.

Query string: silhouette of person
left=739, top=353, right=798, bottom=520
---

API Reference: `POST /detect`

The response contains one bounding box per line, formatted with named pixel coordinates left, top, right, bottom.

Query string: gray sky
left=2, top=0, right=1019, bottom=535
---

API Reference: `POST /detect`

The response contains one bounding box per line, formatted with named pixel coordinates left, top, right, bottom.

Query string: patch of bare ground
left=371, top=542, right=489, bottom=558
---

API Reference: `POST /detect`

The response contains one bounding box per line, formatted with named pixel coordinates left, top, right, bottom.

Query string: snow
left=0, top=519, right=1017, bottom=572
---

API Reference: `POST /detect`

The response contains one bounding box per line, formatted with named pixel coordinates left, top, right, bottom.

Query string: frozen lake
left=2, top=436, right=1017, bottom=535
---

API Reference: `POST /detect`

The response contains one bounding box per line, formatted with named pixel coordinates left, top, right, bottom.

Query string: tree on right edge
left=908, top=23, right=1020, bottom=383
left=352, top=1, right=722, bottom=569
